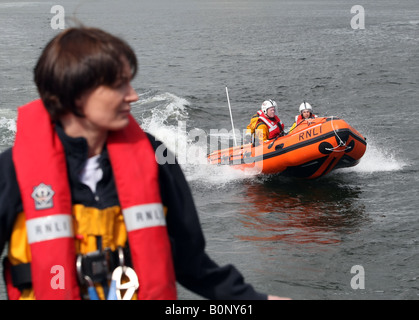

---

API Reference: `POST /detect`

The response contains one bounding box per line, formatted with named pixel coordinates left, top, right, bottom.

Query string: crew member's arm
left=254, top=123, right=269, bottom=146
left=244, top=114, right=259, bottom=144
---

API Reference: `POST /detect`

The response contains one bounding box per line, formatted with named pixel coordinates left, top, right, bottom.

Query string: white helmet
left=261, top=99, right=277, bottom=115
left=299, top=101, right=313, bottom=113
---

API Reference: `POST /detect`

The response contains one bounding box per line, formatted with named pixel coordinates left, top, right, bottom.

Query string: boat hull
left=207, top=117, right=367, bottom=179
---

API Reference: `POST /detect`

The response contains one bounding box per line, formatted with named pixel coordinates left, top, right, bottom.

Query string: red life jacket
left=295, top=113, right=317, bottom=125
left=256, top=112, right=284, bottom=140
left=12, top=99, right=177, bottom=300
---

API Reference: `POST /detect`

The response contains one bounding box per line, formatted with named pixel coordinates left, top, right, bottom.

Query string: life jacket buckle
left=76, top=255, right=102, bottom=300
left=76, top=250, right=109, bottom=284
left=110, top=266, right=139, bottom=300
left=109, top=246, right=139, bottom=300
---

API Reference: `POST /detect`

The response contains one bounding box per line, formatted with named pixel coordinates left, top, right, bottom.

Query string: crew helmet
left=261, top=99, right=277, bottom=116
left=299, top=101, right=313, bottom=113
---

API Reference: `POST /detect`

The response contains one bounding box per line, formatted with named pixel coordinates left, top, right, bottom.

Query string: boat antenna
left=225, top=87, right=238, bottom=147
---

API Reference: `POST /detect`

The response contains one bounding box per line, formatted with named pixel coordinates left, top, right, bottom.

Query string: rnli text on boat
left=298, top=125, right=323, bottom=141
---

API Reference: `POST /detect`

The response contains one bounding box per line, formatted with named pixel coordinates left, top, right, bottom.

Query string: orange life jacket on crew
left=11, top=99, right=177, bottom=300
left=256, top=111, right=284, bottom=140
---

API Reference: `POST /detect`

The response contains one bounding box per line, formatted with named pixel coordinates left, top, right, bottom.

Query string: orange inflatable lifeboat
left=207, top=117, right=367, bottom=179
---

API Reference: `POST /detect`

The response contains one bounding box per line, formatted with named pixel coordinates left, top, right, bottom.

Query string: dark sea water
left=1, top=0, right=418, bottom=300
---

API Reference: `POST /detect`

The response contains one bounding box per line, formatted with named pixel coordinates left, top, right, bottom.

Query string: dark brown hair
left=34, top=27, right=138, bottom=121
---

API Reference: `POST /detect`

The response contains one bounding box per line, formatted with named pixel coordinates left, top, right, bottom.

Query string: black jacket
left=0, top=124, right=266, bottom=300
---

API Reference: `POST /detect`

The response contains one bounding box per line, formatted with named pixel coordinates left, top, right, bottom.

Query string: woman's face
left=301, top=110, right=311, bottom=119
left=76, top=60, right=139, bottom=132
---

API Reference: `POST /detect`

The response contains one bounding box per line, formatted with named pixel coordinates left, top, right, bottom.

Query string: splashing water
left=135, top=91, right=254, bottom=186
left=338, top=140, right=406, bottom=174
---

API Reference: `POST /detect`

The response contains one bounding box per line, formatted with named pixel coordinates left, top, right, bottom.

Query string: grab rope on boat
left=325, top=116, right=351, bottom=152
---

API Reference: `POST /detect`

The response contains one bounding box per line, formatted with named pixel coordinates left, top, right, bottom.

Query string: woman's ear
left=75, top=95, right=84, bottom=108
left=73, top=94, right=87, bottom=118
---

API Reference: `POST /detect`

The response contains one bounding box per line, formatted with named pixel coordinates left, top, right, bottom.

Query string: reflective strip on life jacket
left=26, top=214, right=73, bottom=244
left=122, top=203, right=166, bottom=232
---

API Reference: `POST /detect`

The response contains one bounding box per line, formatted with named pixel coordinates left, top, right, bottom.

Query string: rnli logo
left=31, top=183, right=55, bottom=210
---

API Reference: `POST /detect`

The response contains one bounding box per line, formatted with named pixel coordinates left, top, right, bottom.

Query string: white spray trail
left=133, top=92, right=253, bottom=185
